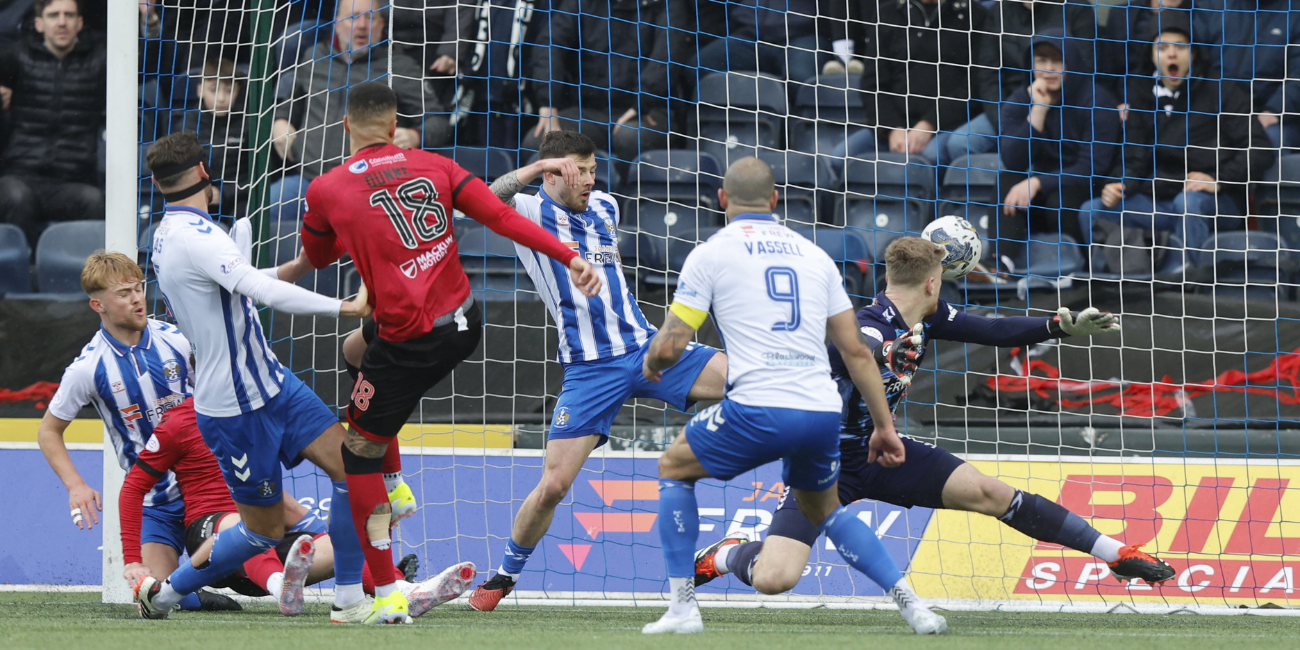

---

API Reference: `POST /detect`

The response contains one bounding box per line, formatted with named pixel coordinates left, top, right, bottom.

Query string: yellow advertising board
left=910, top=457, right=1300, bottom=605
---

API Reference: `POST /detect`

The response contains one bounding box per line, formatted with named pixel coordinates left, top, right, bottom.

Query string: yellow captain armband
left=669, top=301, right=708, bottom=330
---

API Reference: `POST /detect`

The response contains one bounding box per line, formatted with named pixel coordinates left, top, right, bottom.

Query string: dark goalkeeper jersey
left=829, top=292, right=1062, bottom=437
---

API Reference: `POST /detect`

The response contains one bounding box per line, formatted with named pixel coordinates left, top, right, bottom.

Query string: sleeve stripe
left=670, top=301, right=708, bottom=330
left=302, top=223, right=332, bottom=237
left=451, top=174, right=475, bottom=202
left=135, top=458, right=165, bottom=479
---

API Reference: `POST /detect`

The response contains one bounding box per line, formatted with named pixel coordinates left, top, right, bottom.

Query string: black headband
left=163, top=176, right=211, bottom=202
left=150, top=153, right=205, bottom=180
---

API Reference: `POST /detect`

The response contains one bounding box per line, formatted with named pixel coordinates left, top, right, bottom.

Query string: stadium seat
left=454, top=219, right=540, bottom=301
left=938, top=154, right=1001, bottom=255
left=1259, top=155, right=1300, bottom=248
left=1192, top=231, right=1299, bottom=301
left=832, top=153, right=936, bottom=261
left=440, top=147, right=517, bottom=183
left=627, top=150, right=723, bottom=208
left=757, top=149, right=836, bottom=227
left=32, top=220, right=104, bottom=298
left=621, top=201, right=725, bottom=240
left=792, top=226, right=872, bottom=301
left=0, top=224, right=32, bottom=296
left=788, top=73, right=870, bottom=157
left=697, top=72, right=787, bottom=166
left=645, top=227, right=721, bottom=288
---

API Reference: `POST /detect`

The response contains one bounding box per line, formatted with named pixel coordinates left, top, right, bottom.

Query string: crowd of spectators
left=1, top=0, right=1298, bottom=275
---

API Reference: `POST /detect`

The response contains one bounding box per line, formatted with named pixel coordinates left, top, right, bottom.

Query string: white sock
left=497, top=565, right=520, bottom=582
left=335, top=582, right=365, bottom=608
left=383, top=473, right=403, bottom=493
left=714, top=544, right=735, bottom=576
left=265, top=572, right=285, bottom=599
left=667, top=576, right=697, bottom=617
left=154, top=579, right=184, bottom=610
left=1091, top=535, right=1125, bottom=563
left=395, top=579, right=414, bottom=596
left=375, top=582, right=399, bottom=598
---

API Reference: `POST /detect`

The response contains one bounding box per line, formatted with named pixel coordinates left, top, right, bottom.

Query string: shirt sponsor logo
left=368, top=153, right=407, bottom=167
left=400, top=259, right=418, bottom=279
left=583, top=244, right=621, bottom=265
left=401, top=239, right=453, bottom=279
left=120, top=404, right=143, bottom=425
left=762, top=350, right=817, bottom=367
left=948, top=306, right=958, bottom=321
left=349, top=159, right=369, bottom=173
left=862, top=326, right=883, bottom=343
left=220, top=258, right=245, bottom=274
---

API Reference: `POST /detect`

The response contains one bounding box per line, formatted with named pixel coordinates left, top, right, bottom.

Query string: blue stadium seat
left=440, top=147, right=516, bottom=183
left=789, top=73, right=870, bottom=157
left=645, top=227, right=721, bottom=288
left=697, top=72, right=787, bottom=166
left=627, top=150, right=723, bottom=208
left=792, top=226, right=872, bottom=301
left=832, top=154, right=936, bottom=261
left=0, top=224, right=32, bottom=296
left=33, top=221, right=104, bottom=298
left=454, top=219, right=540, bottom=301
left=757, top=150, right=836, bottom=227
left=621, top=201, right=725, bottom=240
left=939, top=154, right=1001, bottom=254
left=1192, top=231, right=1298, bottom=301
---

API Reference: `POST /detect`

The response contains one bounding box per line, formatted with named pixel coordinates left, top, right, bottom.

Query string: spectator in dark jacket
left=696, top=0, right=825, bottom=83
left=164, top=58, right=249, bottom=217
left=835, top=0, right=997, bottom=166
left=391, top=0, right=476, bottom=107
left=1196, top=0, right=1300, bottom=148
left=966, top=0, right=1100, bottom=162
left=1076, top=16, right=1274, bottom=252
left=525, top=0, right=694, bottom=161
left=1099, top=0, right=1192, bottom=81
left=0, top=0, right=105, bottom=245
left=999, top=32, right=1120, bottom=250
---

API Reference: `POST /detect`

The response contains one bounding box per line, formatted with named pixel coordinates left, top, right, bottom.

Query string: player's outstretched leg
left=470, top=435, right=601, bottom=612
left=644, top=432, right=712, bottom=635
left=693, top=533, right=750, bottom=586
left=943, top=463, right=1175, bottom=585
left=277, top=535, right=316, bottom=616
left=407, top=561, right=478, bottom=617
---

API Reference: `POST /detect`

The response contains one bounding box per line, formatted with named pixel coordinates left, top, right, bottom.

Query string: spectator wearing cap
left=1075, top=15, right=1273, bottom=257
left=0, top=0, right=105, bottom=246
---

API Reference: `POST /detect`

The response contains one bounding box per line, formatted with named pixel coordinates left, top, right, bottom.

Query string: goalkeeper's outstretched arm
left=934, top=306, right=1120, bottom=347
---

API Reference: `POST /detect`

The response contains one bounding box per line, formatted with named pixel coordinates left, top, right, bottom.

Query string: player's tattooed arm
left=643, top=311, right=698, bottom=381
left=488, top=170, right=525, bottom=208
left=491, top=158, right=583, bottom=207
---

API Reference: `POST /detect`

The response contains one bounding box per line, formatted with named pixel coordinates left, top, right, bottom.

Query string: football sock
left=375, top=582, right=399, bottom=599
left=729, top=540, right=765, bottom=587
left=383, top=473, right=402, bottom=493
left=668, top=576, right=697, bottom=616
left=345, top=470, right=399, bottom=587
left=999, top=489, right=1104, bottom=558
left=382, top=441, right=403, bottom=489
left=714, top=543, right=737, bottom=575
left=242, top=548, right=284, bottom=591
left=499, top=539, right=535, bottom=577
left=167, top=522, right=278, bottom=603
left=657, top=479, right=699, bottom=578
left=177, top=592, right=202, bottom=611
left=329, top=480, right=366, bottom=603
left=819, top=506, right=904, bottom=589
left=265, top=572, right=285, bottom=599
left=1091, top=536, right=1126, bottom=563
left=155, top=580, right=183, bottom=610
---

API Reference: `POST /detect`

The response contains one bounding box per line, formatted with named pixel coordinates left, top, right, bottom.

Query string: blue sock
left=818, top=506, right=904, bottom=589
left=999, top=489, right=1101, bottom=555
left=169, top=522, right=277, bottom=595
left=499, top=539, right=535, bottom=577
left=177, top=592, right=202, bottom=611
left=329, top=480, right=365, bottom=586
left=658, top=479, right=699, bottom=578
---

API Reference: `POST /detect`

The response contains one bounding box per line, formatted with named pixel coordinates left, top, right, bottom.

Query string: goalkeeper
left=693, top=237, right=1175, bottom=593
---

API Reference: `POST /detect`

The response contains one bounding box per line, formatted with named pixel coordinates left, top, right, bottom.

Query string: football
left=922, top=215, right=983, bottom=279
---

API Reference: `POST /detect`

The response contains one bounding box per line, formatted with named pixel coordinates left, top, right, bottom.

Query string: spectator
left=525, top=0, right=695, bottom=162
left=270, top=0, right=449, bottom=221
left=164, top=58, right=248, bottom=217
left=835, top=0, right=996, bottom=166
left=999, top=32, right=1120, bottom=255
left=1099, top=0, right=1193, bottom=80
left=1075, top=15, right=1273, bottom=258
left=696, top=0, right=826, bottom=83
left=0, top=0, right=105, bottom=246
left=971, top=0, right=1100, bottom=162
left=390, top=0, right=475, bottom=107
left=1196, top=0, right=1300, bottom=148
left=461, top=0, right=550, bottom=149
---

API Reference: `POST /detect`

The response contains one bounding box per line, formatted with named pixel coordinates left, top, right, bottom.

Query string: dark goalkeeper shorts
left=767, top=435, right=966, bottom=546
left=348, top=298, right=483, bottom=440
left=184, top=512, right=312, bottom=597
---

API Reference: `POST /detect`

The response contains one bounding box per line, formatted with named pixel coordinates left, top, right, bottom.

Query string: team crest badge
left=163, top=360, right=180, bottom=382
left=554, top=407, right=571, bottom=429
left=604, top=219, right=615, bottom=236
left=258, top=479, right=277, bottom=498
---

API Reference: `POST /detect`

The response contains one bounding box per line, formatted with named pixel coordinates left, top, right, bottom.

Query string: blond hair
left=884, top=237, right=945, bottom=287
left=81, top=250, right=145, bottom=294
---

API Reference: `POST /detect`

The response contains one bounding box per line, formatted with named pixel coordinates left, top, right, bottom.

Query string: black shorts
left=767, top=435, right=966, bottom=546
left=348, top=300, right=483, bottom=439
left=183, top=512, right=302, bottom=597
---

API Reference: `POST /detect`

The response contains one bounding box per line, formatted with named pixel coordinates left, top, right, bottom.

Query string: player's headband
left=151, top=154, right=211, bottom=202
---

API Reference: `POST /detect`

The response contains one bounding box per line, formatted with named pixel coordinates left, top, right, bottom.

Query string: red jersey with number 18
left=302, top=144, right=578, bottom=342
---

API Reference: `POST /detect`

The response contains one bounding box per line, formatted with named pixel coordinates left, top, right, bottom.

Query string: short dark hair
left=347, top=81, right=398, bottom=126
left=35, top=0, right=80, bottom=17
left=146, top=132, right=205, bottom=189
left=537, top=130, right=597, bottom=161
left=201, top=58, right=243, bottom=91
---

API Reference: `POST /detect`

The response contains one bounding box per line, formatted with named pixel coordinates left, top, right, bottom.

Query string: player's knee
left=975, top=476, right=1014, bottom=517
left=752, top=564, right=801, bottom=595
left=535, top=474, right=574, bottom=509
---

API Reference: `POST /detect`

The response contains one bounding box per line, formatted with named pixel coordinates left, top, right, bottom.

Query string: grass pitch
left=1, top=592, right=1296, bottom=650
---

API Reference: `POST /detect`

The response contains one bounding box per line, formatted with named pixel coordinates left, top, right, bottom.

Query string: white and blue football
left=922, top=215, right=982, bottom=279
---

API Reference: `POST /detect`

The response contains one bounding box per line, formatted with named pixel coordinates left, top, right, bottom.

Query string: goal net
left=114, top=0, right=1300, bottom=612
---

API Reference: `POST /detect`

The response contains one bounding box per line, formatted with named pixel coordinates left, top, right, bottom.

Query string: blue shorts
left=769, top=435, right=966, bottom=546
left=196, top=373, right=339, bottom=507
left=685, top=400, right=841, bottom=492
left=140, top=497, right=186, bottom=554
left=549, top=335, right=719, bottom=447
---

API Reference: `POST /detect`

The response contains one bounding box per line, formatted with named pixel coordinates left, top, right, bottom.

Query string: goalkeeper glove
left=1050, top=307, right=1121, bottom=337
left=873, top=322, right=924, bottom=384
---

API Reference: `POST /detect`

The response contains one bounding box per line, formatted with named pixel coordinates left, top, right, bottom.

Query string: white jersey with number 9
left=671, top=215, right=853, bottom=412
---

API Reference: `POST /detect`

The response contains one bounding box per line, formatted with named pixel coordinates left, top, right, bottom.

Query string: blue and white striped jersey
left=151, top=206, right=286, bottom=417
left=48, top=319, right=191, bottom=507
left=512, top=190, right=655, bottom=363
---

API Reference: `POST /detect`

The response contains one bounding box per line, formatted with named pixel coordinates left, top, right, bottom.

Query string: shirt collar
left=731, top=213, right=778, bottom=222
left=100, top=324, right=152, bottom=357
left=165, top=205, right=213, bottom=221
left=872, top=292, right=908, bottom=329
